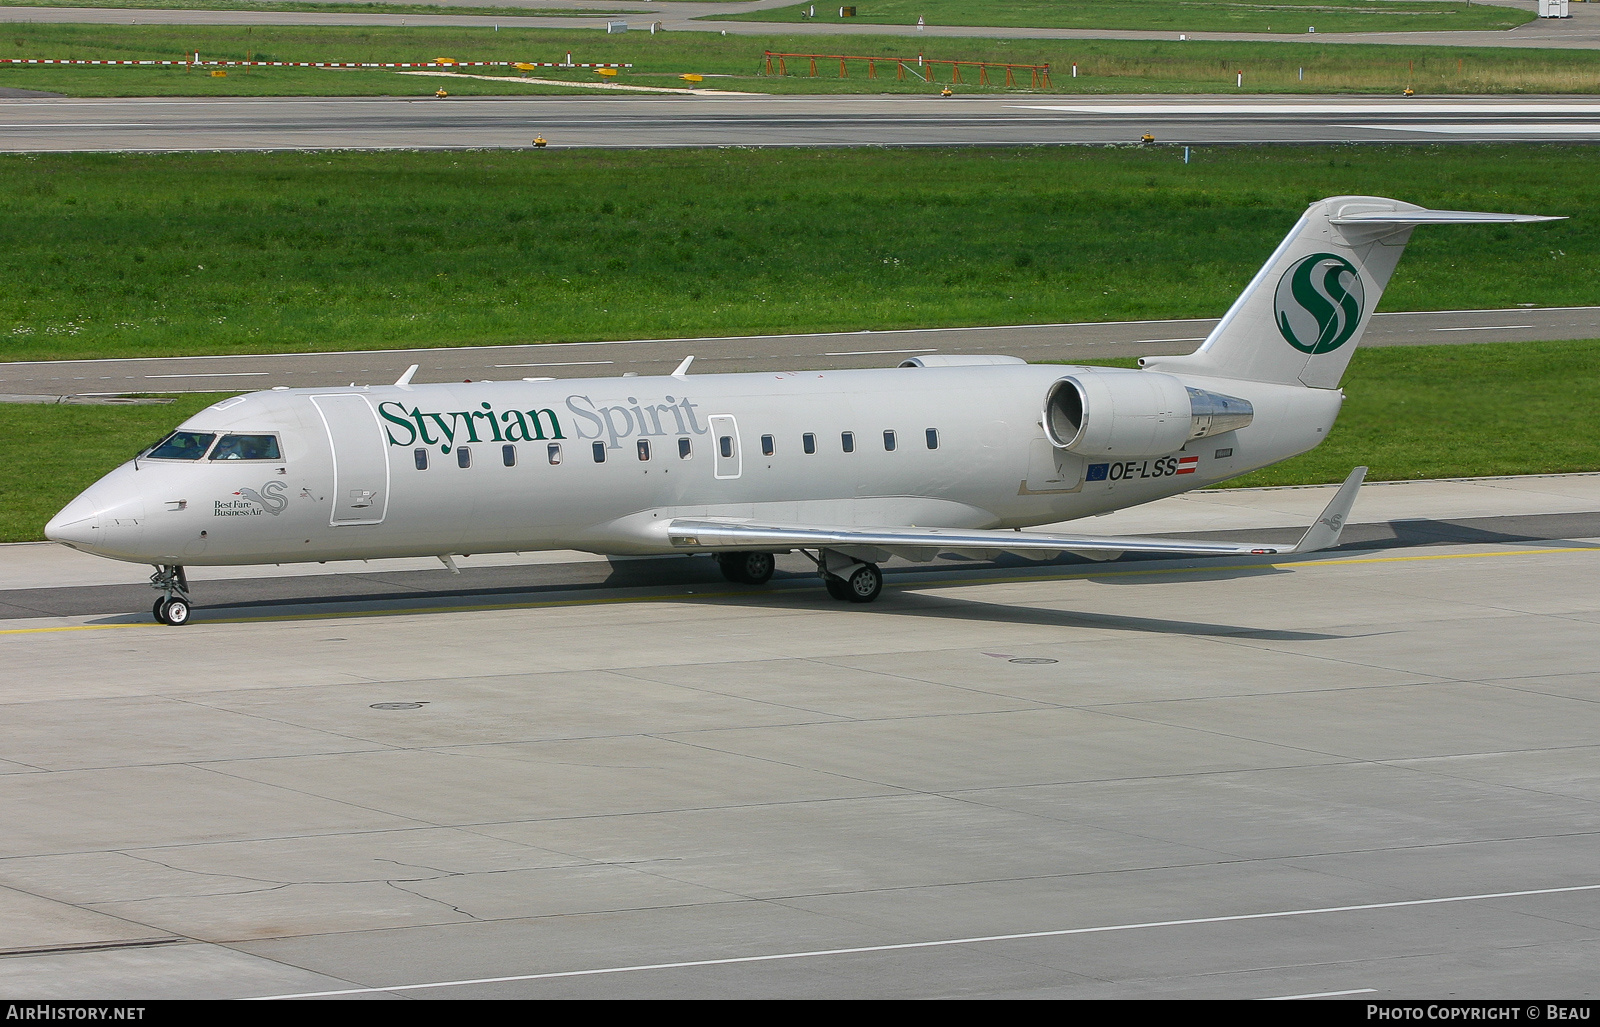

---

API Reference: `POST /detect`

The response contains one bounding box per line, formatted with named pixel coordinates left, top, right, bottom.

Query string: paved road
left=5, top=94, right=1600, bottom=153
left=3, top=0, right=1597, bottom=49
left=3, top=307, right=1594, bottom=398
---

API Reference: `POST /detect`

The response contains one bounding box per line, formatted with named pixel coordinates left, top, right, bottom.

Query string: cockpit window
left=208, top=434, right=282, bottom=461
left=147, top=431, right=216, bottom=461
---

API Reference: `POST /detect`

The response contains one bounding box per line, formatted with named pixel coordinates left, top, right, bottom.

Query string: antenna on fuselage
left=394, top=364, right=419, bottom=388
left=672, top=355, right=694, bottom=378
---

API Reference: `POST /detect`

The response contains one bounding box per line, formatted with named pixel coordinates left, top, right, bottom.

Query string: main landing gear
left=822, top=562, right=882, bottom=603
left=812, top=550, right=883, bottom=604
left=715, top=551, right=776, bottom=586
left=150, top=564, right=193, bottom=626
left=713, top=550, right=884, bottom=603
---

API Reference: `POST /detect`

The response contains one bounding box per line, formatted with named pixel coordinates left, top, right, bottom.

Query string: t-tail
left=1143, top=196, right=1561, bottom=389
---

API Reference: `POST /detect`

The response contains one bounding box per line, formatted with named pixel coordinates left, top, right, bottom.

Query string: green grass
left=5, top=338, right=1597, bottom=541
left=729, top=0, right=1533, bottom=34
left=0, top=146, right=1591, bottom=364
left=1229, top=340, right=1600, bottom=487
left=1, top=393, right=221, bottom=543
left=3, top=24, right=1598, bottom=97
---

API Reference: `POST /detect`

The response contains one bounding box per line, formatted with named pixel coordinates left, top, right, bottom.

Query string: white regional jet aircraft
left=47, top=196, right=1557, bottom=624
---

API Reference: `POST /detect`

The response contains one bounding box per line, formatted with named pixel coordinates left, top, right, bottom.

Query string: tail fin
left=1142, top=196, right=1560, bottom=389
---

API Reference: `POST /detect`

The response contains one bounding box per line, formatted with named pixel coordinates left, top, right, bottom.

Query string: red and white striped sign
left=1176, top=455, right=1200, bottom=474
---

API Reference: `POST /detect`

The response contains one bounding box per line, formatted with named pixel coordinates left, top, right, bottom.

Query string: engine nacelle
left=1044, top=371, right=1253, bottom=458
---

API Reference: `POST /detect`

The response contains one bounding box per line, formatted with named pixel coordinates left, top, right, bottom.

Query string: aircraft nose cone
left=45, top=474, right=145, bottom=557
left=45, top=491, right=102, bottom=549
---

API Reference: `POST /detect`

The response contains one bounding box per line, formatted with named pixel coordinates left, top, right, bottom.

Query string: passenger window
left=883, top=430, right=896, bottom=452
left=678, top=437, right=692, bottom=459
left=548, top=443, right=563, bottom=465
left=147, top=431, right=216, bottom=461
left=457, top=446, right=472, bottom=469
left=638, top=439, right=651, bottom=461
left=803, top=433, right=816, bottom=455
left=841, top=431, right=855, bottom=454
left=414, top=448, right=429, bottom=470
left=502, top=444, right=516, bottom=467
left=926, top=428, right=939, bottom=450
left=593, top=441, right=607, bottom=463
left=719, top=435, right=733, bottom=459
left=209, top=434, right=281, bottom=461
left=761, top=434, right=775, bottom=457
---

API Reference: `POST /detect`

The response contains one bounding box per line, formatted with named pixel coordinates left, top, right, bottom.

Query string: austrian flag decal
left=1176, top=456, right=1199, bottom=475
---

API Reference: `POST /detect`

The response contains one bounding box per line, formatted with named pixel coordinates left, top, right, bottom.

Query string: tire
left=824, top=575, right=852, bottom=601
left=153, top=598, right=170, bottom=624
left=718, top=552, right=775, bottom=585
left=163, top=597, right=192, bottom=625
left=735, top=552, right=775, bottom=585
left=845, top=563, right=882, bottom=604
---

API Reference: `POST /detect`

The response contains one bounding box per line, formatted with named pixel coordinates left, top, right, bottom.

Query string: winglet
left=394, top=364, right=419, bottom=387
left=672, top=355, right=694, bottom=378
left=1290, top=466, right=1367, bottom=554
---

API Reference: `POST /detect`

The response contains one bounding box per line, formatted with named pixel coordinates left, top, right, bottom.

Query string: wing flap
left=668, top=467, right=1367, bottom=562
left=669, top=519, right=1282, bottom=558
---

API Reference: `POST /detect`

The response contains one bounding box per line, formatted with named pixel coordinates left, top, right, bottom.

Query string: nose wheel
left=149, top=565, right=194, bottom=625
left=153, top=596, right=192, bottom=625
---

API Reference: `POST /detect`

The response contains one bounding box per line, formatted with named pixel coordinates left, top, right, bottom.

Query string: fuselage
left=45, top=362, right=1342, bottom=567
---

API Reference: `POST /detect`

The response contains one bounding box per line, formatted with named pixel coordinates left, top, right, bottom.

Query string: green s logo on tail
left=1275, top=252, right=1365, bottom=355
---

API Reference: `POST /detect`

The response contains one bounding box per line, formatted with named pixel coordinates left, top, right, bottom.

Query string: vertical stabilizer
left=1143, top=197, right=1560, bottom=389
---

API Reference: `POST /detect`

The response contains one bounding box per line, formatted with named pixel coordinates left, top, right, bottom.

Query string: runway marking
left=1015, top=104, right=1600, bottom=115
left=143, top=371, right=271, bottom=379
left=490, top=360, right=613, bottom=368
left=823, top=348, right=936, bottom=356
left=1349, top=124, right=1600, bottom=136
left=1432, top=325, right=1534, bottom=332
left=1, top=545, right=1593, bottom=635
left=249, top=882, right=1600, bottom=999
left=1263, top=989, right=1378, bottom=1001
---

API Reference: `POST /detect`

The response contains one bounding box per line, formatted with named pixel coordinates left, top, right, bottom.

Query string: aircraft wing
left=668, top=468, right=1367, bottom=561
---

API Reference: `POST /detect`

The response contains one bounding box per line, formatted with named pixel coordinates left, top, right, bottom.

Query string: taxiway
left=4, top=307, right=1596, bottom=400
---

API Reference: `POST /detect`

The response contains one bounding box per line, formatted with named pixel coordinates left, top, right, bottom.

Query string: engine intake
left=1045, top=372, right=1253, bottom=458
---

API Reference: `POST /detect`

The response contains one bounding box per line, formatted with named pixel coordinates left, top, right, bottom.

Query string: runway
left=2, top=474, right=1598, bottom=998
left=2, top=307, right=1595, bottom=399
left=6, top=94, right=1600, bottom=152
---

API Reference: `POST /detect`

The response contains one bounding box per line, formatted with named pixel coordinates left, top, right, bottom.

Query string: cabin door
left=709, top=415, right=741, bottom=480
left=311, top=394, right=391, bottom=525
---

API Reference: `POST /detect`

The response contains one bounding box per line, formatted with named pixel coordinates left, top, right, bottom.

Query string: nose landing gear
left=150, top=565, right=193, bottom=625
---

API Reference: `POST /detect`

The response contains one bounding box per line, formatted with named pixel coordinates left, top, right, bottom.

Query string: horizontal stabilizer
left=1329, top=210, right=1563, bottom=226
left=667, top=469, right=1368, bottom=562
